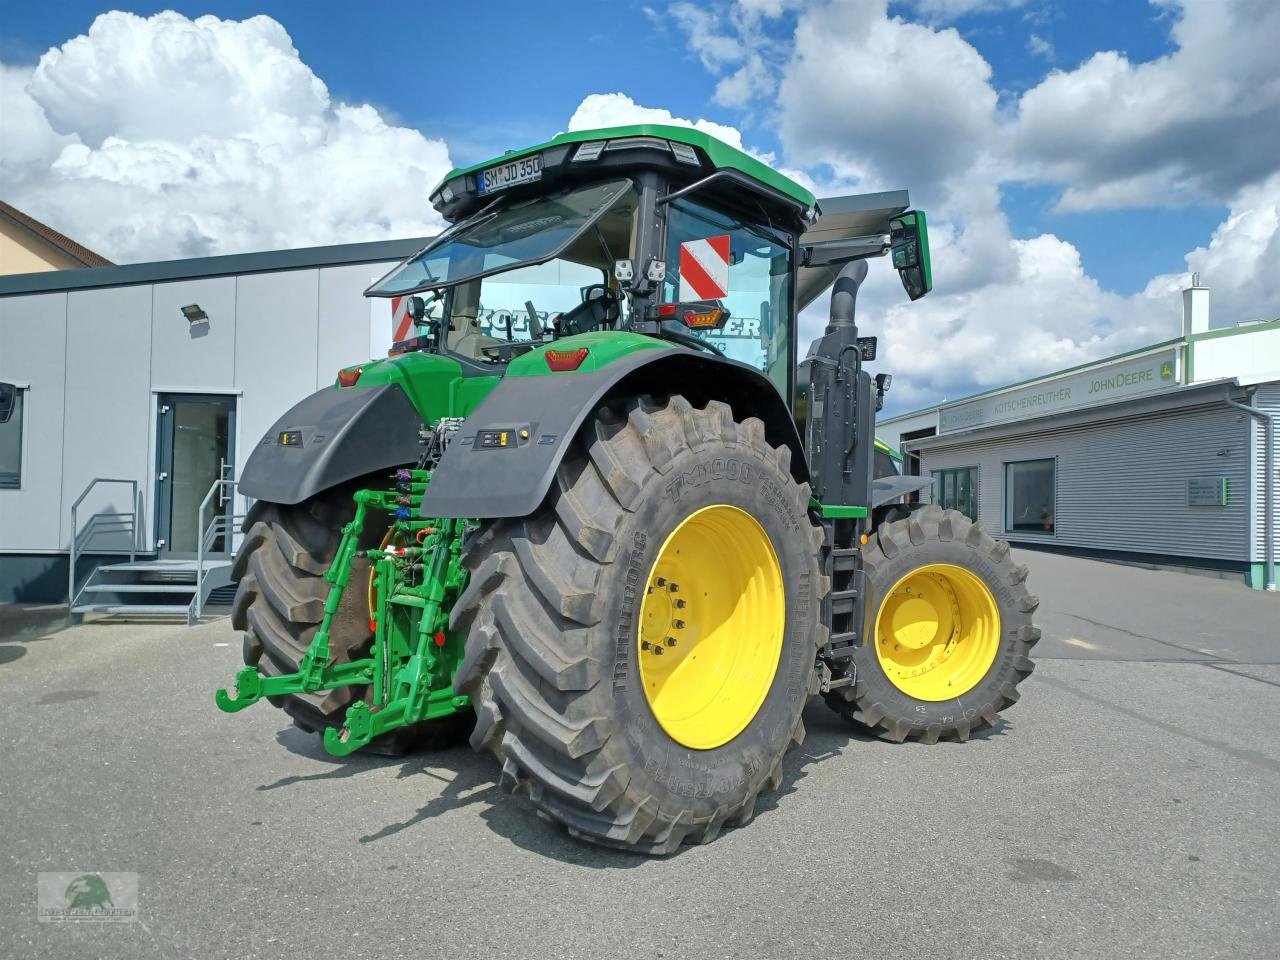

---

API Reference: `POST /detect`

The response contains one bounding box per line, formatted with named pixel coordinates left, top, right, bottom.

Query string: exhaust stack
left=805, top=260, right=874, bottom=508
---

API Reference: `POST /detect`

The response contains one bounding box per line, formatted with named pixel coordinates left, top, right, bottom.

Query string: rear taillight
left=544, top=348, right=589, bottom=372
left=337, top=367, right=362, bottom=387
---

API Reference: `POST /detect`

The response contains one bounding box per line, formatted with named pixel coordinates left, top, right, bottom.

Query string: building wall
left=0, top=220, right=82, bottom=275
left=1253, top=383, right=1280, bottom=567
left=875, top=408, right=938, bottom=454
left=0, top=292, right=69, bottom=552
left=0, top=259, right=397, bottom=560
left=917, top=399, right=1253, bottom=562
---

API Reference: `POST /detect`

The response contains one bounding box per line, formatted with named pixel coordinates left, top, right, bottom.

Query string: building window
left=932, top=466, right=978, bottom=520
left=1005, top=459, right=1056, bottom=535
left=0, top=387, right=22, bottom=489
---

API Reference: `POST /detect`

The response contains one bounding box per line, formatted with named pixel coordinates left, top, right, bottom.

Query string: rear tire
left=230, top=483, right=468, bottom=753
left=824, top=505, right=1038, bottom=743
left=451, top=396, right=827, bottom=854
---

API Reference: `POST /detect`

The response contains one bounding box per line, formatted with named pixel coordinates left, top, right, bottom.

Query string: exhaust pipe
left=805, top=260, right=874, bottom=508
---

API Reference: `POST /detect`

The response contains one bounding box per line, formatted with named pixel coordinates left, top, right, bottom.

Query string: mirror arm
left=802, top=235, right=890, bottom=268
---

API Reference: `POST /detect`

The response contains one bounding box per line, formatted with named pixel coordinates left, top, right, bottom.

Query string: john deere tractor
left=216, top=125, right=1037, bottom=854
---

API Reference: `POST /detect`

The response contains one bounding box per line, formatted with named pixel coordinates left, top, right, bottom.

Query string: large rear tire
left=824, top=505, right=1038, bottom=743
left=230, top=482, right=467, bottom=753
left=451, top=396, right=827, bottom=854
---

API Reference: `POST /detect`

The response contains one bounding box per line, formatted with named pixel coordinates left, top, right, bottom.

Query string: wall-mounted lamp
left=180, top=303, right=210, bottom=339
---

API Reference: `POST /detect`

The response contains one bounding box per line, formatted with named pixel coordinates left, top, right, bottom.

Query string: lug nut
left=668, top=582, right=679, bottom=593
left=672, top=619, right=685, bottom=630
left=641, top=641, right=653, bottom=651
left=653, top=646, right=664, bottom=656
left=674, top=598, right=687, bottom=608
left=655, top=577, right=667, bottom=587
left=665, top=636, right=678, bottom=647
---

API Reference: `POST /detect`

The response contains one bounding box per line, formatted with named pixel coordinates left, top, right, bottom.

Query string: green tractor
left=216, top=125, right=1038, bottom=854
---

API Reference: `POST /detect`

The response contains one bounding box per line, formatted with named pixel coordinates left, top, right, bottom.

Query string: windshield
left=368, top=179, right=634, bottom=297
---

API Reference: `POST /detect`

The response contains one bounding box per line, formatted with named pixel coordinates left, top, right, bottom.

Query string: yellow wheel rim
left=873, top=563, right=1000, bottom=701
left=638, top=505, right=785, bottom=750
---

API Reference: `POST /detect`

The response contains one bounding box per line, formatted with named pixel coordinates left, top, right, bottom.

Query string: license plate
left=478, top=154, right=542, bottom=194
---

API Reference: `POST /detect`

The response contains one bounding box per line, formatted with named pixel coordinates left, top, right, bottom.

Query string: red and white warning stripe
left=678, top=234, right=730, bottom=301
left=391, top=295, right=414, bottom=342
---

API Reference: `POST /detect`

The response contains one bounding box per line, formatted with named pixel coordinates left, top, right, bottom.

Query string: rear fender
left=420, top=347, right=807, bottom=519
left=238, top=383, right=425, bottom=505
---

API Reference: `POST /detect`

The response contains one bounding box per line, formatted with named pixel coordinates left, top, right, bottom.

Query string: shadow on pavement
left=249, top=697, right=1006, bottom=867
left=0, top=603, right=77, bottom=663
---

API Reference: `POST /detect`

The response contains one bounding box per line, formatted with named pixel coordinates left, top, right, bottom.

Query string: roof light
left=337, top=366, right=362, bottom=387
left=544, top=347, right=590, bottom=372
left=573, top=141, right=606, bottom=162
left=669, top=141, right=700, bottom=165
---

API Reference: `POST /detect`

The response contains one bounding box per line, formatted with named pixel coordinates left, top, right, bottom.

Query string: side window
left=664, top=199, right=793, bottom=397
left=0, top=385, right=23, bottom=490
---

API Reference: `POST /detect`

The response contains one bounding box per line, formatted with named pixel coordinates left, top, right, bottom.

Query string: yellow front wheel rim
left=638, top=505, right=785, bottom=750
left=874, top=563, right=1000, bottom=701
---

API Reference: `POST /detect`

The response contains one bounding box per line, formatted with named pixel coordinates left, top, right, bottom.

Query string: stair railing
left=194, top=477, right=246, bottom=621
left=68, top=478, right=140, bottom=609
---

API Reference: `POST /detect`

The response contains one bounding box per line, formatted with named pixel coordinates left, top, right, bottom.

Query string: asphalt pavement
left=0, top=550, right=1277, bottom=960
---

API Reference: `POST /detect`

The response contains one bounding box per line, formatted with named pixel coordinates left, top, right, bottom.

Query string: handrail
left=194, top=477, right=239, bottom=620
left=68, top=478, right=140, bottom=607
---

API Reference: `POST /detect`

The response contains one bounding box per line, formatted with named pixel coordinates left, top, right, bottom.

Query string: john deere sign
left=939, top=347, right=1180, bottom=434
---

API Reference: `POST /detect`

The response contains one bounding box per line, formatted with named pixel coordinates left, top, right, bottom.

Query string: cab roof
left=435, top=124, right=817, bottom=211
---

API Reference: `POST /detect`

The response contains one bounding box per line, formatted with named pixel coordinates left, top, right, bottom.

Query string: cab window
left=663, top=198, right=793, bottom=396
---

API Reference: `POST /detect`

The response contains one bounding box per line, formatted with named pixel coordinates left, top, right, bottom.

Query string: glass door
left=155, top=394, right=235, bottom=555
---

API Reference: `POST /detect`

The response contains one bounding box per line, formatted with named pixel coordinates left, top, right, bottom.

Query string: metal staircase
left=68, top=476, right=246, bottom=625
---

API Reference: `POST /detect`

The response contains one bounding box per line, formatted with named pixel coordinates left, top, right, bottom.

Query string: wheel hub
left=874, top=564, right=1000, bottom=701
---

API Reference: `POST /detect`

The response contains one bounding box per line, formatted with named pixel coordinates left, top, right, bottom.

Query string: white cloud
left=567, top=92, right=749, bottom=150
left=0, top=11, right=452, bottom=262
left=1026, top=32, right=1054, bottom=60
left=906, top=0, right=1030, bottom=22
left=777, top=0, right=1000, bottom=202
left=1012, top=0, right=1280, bottom=210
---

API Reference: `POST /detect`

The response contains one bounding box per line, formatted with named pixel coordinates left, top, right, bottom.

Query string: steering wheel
left=558, top=283, right=621, bottom=336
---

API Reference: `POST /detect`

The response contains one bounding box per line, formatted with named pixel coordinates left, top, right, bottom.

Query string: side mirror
left=890, top=210, right=932, bottom=302
left=0, top=383, right=15, bottom=425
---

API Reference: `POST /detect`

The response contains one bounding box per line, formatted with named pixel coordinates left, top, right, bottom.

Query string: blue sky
left=2, top=1, right=1276, bottom=410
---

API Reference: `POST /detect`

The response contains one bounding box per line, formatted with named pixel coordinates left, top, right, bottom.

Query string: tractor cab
left=366, top=125, right=931, bottom=405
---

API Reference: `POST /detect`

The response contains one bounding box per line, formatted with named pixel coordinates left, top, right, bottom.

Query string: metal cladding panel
left=150, top=277, right=237, bottom=388
left=918, top=400, right=1253, bottom=562
left=233, top=270, right=321, bottom=477
left=61, top=285, right=155, bottom=549
left=316, top=262, right=396, bottom=386
left=1253, top=382, right=1280, bottom=561
left=0, top=292, right=68, bottom=550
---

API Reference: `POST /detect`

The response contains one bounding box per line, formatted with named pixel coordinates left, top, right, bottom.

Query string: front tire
left=824, top=505, right=1038, bottom=743
left=451, top=396, right=827, bottom=854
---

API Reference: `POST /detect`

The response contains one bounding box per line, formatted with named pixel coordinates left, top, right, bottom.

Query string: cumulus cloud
left=1012, top=0, right=1280, bottom=210
left=777, top=0, right=1000, bottom=202
left=567, top=92, right=750, bottom=151
left=0, top=11, right=452, bottom=262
